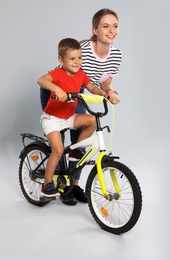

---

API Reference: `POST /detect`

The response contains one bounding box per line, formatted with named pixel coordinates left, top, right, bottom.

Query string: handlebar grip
left=51, top=93, right=78, bottom=102
left=51, top=94, right=71, bottom=100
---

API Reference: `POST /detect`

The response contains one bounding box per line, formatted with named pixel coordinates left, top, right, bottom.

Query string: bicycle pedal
left=87, top=160, right=95, bottom=165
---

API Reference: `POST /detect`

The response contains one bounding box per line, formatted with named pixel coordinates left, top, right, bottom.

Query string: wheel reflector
left=31, top=155, right=39, bottom=161
left=101, top=207, right=108, bottom=217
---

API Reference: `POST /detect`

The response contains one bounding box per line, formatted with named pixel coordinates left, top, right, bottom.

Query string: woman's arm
left=100, top=77, right=120, bottom=104
left=86, top=81, right=120, bottom=104
left=100, top=77, right=113, bottom=93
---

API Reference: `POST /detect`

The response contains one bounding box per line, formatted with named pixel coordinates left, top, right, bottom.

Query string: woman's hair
left=58, top=38, right=81, bottom=57
left=80, top=8, right=118, bottom=43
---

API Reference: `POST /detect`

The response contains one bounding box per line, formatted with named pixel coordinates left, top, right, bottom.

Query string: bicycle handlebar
left=52, top=92, right=108, bottom=117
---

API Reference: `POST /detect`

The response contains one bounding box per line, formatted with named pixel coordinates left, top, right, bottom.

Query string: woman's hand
left=107, top=90, right=120, bottom=104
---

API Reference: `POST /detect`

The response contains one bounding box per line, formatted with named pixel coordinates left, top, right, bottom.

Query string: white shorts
left=40, top=112, right=77, bottom=136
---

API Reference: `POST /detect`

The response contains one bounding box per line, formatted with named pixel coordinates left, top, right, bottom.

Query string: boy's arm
left=85, top=81, right=106, bottom=97
left=37, top=74, right=67, bottom=102
left=85, top=81, right=120, bottom=104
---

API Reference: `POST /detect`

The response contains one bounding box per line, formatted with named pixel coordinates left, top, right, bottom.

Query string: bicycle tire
left=19, top=144, right=50, bottom=206
left=86, top=160, right=142, bottom=234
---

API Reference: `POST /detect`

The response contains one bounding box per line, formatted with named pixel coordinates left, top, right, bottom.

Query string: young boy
left=37, top=38, right=109, bottom=198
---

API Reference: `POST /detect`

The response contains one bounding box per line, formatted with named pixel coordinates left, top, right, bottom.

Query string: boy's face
left=58, top=49, right=82, bottom=76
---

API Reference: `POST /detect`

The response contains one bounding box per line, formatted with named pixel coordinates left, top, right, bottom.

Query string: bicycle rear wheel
left=86, top=161, right=142, bottom=234
left=19, top=144, right=50, bottom=206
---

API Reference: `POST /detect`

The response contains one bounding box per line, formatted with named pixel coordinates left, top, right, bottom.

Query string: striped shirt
left=80, top=41, right=122, bottom=87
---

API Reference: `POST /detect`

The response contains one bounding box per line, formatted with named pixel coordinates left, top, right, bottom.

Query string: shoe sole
left=60, top=199, right=77, bottom=206
left=40, top=192, right=60, bottom=198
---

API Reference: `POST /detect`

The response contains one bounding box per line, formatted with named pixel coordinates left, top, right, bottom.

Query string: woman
left=40, top=8, right=122, bottom=205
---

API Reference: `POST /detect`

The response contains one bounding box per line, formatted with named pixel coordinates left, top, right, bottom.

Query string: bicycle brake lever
left=102, top=126, right=111, bottom=132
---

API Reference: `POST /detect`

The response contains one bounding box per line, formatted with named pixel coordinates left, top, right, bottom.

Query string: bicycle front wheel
left=19, top=144, right=50, bottom=206
left=86, top=161, right=142, bottom=234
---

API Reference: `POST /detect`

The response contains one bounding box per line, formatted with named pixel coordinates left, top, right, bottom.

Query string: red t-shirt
left=44, top=68, right=90, bottom=119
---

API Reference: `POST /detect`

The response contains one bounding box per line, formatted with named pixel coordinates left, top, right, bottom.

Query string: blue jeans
left=40, top=87, right=85, bottom=180
left=40, top=87, right=50, bottom=110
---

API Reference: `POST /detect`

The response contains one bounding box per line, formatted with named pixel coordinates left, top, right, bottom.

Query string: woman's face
left=94, top=14, right=119, bottom=45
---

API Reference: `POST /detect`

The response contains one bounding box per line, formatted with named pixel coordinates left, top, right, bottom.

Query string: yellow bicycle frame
left=96, top=151, right=109, bottom=198
left=96, top=151, right=121, bottom=199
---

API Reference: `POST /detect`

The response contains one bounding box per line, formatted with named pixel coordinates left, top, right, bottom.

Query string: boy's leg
left=73, top=114, right=96, bottom=141
left=70, top=99, right=86, bottom=144
left=41, top=131, right=64, bottom=197
left=44, top=131, right=64, bottom=184
left=69, top=99, right=85, bottom=177
left=40, top=87, right=65, bottom=169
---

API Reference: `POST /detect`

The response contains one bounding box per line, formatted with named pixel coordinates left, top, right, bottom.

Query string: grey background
left=0, top=0, right=169, bottom=259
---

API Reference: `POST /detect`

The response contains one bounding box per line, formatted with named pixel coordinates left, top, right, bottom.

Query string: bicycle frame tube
left=70, top=134, right=99, bottom=150
left=69, top=135, right=99, bottom=162
left=76, top=147, right=97, bottom=167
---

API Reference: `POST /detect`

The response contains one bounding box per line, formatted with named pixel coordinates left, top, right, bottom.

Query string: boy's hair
left=58, top=38, right=81, bottom=57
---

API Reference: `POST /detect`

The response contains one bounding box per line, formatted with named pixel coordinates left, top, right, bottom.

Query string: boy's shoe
left=40, top=182, right=60, bottom=198
left=68, top=150, right=85, bottom=161
left=72, top=185, right=88, bottom=203
left=60, top=186, right=77, bottom=206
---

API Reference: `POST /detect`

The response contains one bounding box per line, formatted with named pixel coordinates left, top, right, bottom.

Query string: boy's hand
left=55, top=89, right=67, bottom=102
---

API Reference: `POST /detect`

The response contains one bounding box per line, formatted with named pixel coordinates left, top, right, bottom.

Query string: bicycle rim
left=86, top=161, right=142, bottom=234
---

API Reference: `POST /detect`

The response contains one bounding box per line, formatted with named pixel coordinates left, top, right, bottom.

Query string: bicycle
left=18, top=92, right=142, bottom=234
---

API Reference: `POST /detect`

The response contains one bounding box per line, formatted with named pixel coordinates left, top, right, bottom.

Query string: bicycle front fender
left=102, top=155, right=119, bottom=165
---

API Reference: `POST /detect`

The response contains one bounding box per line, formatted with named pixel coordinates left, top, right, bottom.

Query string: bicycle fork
left=96, top=152, right=121, bottom=200
left=96, top=130, right=121, bottom=200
